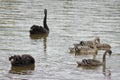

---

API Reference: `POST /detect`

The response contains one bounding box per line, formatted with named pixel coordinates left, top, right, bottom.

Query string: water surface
left=0, top=0, right=120, bottom=80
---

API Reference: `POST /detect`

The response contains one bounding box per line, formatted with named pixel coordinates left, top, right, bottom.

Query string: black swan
left=77, top=50, right=112, bottom=66
left=30, top=9, right=49, bottom=34
left=9, top=54, right=35, bottom=66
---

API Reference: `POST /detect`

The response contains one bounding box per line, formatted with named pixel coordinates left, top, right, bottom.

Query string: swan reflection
left=9, top=64, right=35, bottom=75
left=30, top=34, right=48, bottom=54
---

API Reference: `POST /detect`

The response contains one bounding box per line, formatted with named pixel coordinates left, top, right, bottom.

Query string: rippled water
left=0, top=0, right=120, bottom=80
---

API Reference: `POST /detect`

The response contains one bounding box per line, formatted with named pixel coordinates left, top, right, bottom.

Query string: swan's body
left=73, top=39, right=98, bottom=55
left=74, top=45, right=98, bottom=55
left=77, top=50, right=112, bottom=66
left=97, top=43, right=111, bottom=50
left=69, top=46, right=90, bottom=53
left=77, top=59, right=101, bottom=66
left=30, top=9, right=49, bottom=34
left=74, top=37, right=100, bottom=48
left=9, top=54, right=35, bottom=66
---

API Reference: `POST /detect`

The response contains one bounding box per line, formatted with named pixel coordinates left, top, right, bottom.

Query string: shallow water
left=0, top=0, right=120, bottom=80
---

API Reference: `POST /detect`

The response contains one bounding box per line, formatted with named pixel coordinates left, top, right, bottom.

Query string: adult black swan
left=9, top=54, right=35, bottom=66
left=30, top=9, right=49, bottom=35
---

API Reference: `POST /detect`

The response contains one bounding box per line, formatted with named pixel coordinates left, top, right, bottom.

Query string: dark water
left=0, top=0, right=120, bottom=80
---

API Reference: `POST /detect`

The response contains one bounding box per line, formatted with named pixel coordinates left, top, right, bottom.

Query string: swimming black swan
left=30, top=9, right=49, bottom=34
left=77, top=50, right=112, bottom=66
left=9, top=54, right=35, bottom=66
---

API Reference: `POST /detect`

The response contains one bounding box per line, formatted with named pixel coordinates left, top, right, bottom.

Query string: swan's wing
left=87, top=59, right=101, bottom=66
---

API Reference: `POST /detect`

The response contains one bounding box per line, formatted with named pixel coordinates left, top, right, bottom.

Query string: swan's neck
left=43, top=11, right=49, bottom=31
left=102, top=51, right=108, bottom=64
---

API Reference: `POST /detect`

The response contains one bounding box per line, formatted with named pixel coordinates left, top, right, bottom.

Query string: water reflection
left=103, top=63, right=111, bottom=78
left=30, top=34, right=48, bottom=53
left=0, top=0, right=120, bottom=79
left=30, top=34, right=48, bottom=39
left=9, top=64, right=35, bottom=75
left=43, top=37, right=47, bottom=52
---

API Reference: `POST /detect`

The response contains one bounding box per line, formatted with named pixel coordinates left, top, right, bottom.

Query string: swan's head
left=9, top=55, right=22, bottom=66
left=107, top=50, right=112, bottom=56
left=80, top=41, right=85, bottom=46
left=44, top=9, right=47, bottom=14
